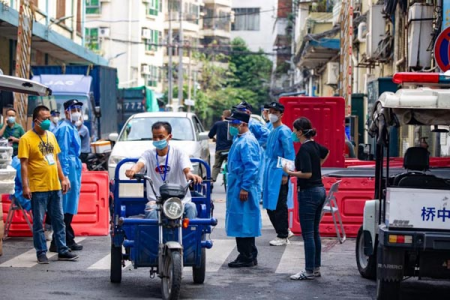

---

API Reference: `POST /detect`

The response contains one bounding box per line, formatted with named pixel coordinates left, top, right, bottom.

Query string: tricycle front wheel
left=110, top=244, right=122, bottom=283
left=192, top=248, right=206, bottom=284
left=161, top=250, right=182, bottom=300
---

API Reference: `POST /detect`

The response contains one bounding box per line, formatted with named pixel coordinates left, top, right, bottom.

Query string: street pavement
left=1, top=144, right=449, bottom=299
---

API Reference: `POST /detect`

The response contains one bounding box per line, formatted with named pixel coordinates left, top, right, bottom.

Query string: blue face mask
left=291, top=131, right=300, bottom=143
left=153, top=138, right=168, bottom=150
left=229, top=126, right=239, bottom=136
left=37, top=119, right=51, bottom=131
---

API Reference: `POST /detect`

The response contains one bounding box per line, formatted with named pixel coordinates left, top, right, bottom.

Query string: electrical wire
left=78, top=4, right=296, bottom=24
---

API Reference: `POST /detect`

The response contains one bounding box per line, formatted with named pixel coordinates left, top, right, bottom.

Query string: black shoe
left=49, top=243, right=57, bottom=253
left=253, top=258, right=258, bottom=266
left=37, top=253, right=49, bottom=264
left=68, top=243, right=83, bottom=251
left=58, top=252, right=79, bottom=261
left=228, top=257, right=254, bottom=268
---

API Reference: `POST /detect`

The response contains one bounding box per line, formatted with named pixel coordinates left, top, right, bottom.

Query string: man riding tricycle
left=110, top=121, right=217, bottom=300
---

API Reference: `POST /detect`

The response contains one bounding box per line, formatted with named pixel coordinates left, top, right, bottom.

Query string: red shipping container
left=289, top=176, right=375, bottom=238
left=2, top=170, right=109, bottom=237
left=279, top=96, right=346, bottom=168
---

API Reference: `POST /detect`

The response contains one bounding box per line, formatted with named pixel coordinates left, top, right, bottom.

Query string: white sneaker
left=288, top=229, right=295, bottom=239
left=270, top=237, right=290, bottom=246
left=44, top=229, right=53, bottom=241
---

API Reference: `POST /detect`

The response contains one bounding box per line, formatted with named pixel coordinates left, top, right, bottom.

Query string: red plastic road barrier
left=289, top=176, right=375, bottom=238
left=279, top=96, right=346, bottom=168
left=2, top=170, right=109, bottom=237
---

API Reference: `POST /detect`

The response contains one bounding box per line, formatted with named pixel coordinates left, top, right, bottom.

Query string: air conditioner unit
left=366, top=4, right=384, bottom=60
left=99, top=27, right=110, bottom=38
left=407, top=3, right=433, bottom=68
left=142, top=29, right=151, bottom=39
left=357, top=22, right=367, bottom=43
left=325, top=62, right=339, bottom=85
left=141, top=64, right=150, bottom=75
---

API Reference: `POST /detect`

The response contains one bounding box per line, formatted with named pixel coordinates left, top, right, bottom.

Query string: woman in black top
left=283, top=117, right=329, bottom=280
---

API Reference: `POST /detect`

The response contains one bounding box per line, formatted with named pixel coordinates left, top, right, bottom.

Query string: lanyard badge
left=33, top=129, right=54, bottom=165
left=156, top=146, right=170, bottom=182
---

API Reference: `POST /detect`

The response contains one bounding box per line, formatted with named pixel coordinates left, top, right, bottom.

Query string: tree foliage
left=164, top=38, right=273, bottom=129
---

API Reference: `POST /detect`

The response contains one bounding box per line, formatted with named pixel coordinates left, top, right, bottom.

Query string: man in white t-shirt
left=125, top=121, right=202, bottom=219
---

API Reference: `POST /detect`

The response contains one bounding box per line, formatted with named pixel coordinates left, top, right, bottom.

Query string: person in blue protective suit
left=262, top=101, right=296, bottom=246
left=50, top=99, right=84, bottom=252
left=233, top=101, right=270, bottom=198
left=262, top=108, right=273, bottom=132
left=233, top=101, right=270, bottom=149
left=225, top=111, right=262, bottom=268
left=49, top=110, right=60, bottom=133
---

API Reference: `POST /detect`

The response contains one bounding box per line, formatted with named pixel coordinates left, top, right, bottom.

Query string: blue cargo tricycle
left=110, top=158, right=217, bottom=300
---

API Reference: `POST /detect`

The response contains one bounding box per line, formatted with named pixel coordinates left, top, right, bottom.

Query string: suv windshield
left=119, top=117, right=195, bottom=141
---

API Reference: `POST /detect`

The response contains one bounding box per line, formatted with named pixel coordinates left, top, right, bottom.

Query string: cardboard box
left=91, top=141, right=111, bottom=154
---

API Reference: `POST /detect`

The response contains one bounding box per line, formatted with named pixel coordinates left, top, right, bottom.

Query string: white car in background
left=108, top=112, right=211, bottom=179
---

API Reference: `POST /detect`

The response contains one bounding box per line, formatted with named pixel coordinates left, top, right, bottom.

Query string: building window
left=147, top=0, right=160, bottom=16
left=232, top=8, right=260, bottom=31
left=85, top=28, right=99, bottom=50
left=86, top=0, right=100, bottom=14
left=145, top=30, right=162, bottom=51
left=146, top=66, right=160, bottom=87
left=186, top=3, right=199, bottom=24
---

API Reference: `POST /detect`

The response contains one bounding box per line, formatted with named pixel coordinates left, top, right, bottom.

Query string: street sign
left=185, top=99, right=195, bottom=106
left=434, top=26, right=450, bottom=71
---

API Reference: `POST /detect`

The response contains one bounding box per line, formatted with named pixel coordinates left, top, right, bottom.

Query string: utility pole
left=168, top=1, right=173, bottom=104
left=14, top=0, right=35, bottom=129
left=187, top=44, right=192, bottom=113
left=178, top=0, right=184, bottom=105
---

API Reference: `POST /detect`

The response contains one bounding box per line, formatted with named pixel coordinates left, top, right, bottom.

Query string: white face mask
left=71, top=112, right=81, bottom=122
left=75, top=120, right=82, bottom=127
left=269, top=114, right=279, bottom=123
left=52, top=117, right=60, bottom=124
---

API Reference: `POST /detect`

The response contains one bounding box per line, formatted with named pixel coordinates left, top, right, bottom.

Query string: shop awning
left=297, top=37, right=340, bottom=69
left=0, top=3, right=107, bottom=66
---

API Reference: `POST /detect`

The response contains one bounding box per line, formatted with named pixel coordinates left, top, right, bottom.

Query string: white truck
left=355, top=72, right=450, bottom=299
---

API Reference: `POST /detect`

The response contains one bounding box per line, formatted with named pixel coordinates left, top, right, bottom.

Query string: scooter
left=133, top=173, right=191, bottom=300
left=86, top=150, right=110, bottom=171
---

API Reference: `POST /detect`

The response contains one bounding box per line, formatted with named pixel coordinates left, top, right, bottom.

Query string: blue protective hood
left=31, top=75, right=92, bottom=95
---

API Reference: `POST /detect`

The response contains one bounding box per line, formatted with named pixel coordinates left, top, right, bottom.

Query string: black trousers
left=236, top=237, right=258, bottom=261
left=267, top=183, right=289, bottom=239
left=79, top=153, right=89, bottom=164
left=50, top=213, right=76, bottom=246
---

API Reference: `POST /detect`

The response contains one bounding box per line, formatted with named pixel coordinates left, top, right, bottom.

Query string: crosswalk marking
left=205, top=239, right=236, bottom=272
left=88, top=252, right=132, bottom=270
left=0, top=237, right=316, bottom=274
left=0, top=237, right=85, bottom=268
left=275, top=241, right=304, bottom=274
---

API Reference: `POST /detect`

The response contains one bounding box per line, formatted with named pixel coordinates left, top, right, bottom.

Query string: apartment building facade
left=230, top=0, right=278, bottom=57
left=85, top=0, right=165, bottom=92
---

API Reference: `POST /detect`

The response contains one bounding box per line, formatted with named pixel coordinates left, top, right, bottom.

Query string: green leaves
left=163, top=38, right=273, bottom=128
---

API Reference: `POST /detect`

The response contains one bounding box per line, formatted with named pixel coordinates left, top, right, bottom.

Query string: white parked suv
left=108, top=112, right=211, bottom=179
